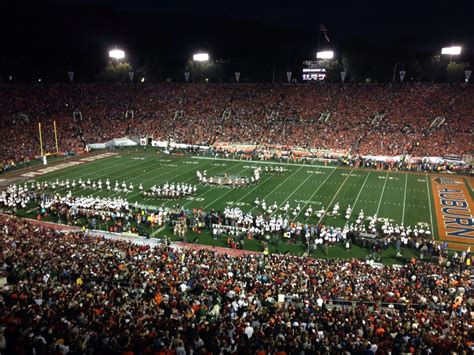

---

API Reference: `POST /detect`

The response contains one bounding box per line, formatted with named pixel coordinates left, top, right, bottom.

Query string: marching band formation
left=41, top=194, right=130, bottom=213
left=0, top=183, right=33, bottom=209
left=250, top=198, right=431, bottom=240
left=143, top=182, right=197, bottom=199
left=0, top=164, right=431, bottom=242
left=196, top=168, right=261, bottom=187
left=263, top=166, right=286, bottom=174
left=1, top=178, right=431, bottom=242
left=0, top=177, right=198, bottom=212
left=24, top=178, right=137, bottom=194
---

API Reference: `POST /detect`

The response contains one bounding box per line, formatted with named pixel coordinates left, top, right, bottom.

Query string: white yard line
left=295, top=167, right=338, bottom=219
left=151, top=225, right=167, bottom=237
left=344, top=171, right=371, bottom=226
left=466, top=178, right=473, bottom=193
left=40, top=157, right=154, bottom=194
left=106, top=160, right=207, bottom=199
left=132, top=163, right=231, bottom=207
left=55, top=161, right=184, bottom=200
left=375, top=172, right=389, bottom=216
left=425, top=173, right=434, bottom=237
left=130, top=163, right=235, bottom=207
left=270, top=167, right=319, bottom=217
left=248, top=166, right=304, bottom=213
left=231, top=174, right=276, bottom=207
left=318, top=168, right=354, bottom=223
left=402, top=174, right=408, bottom=225
left=191, top=156, right=335, bottom=169
left=41, top=153, right=155, bottom=183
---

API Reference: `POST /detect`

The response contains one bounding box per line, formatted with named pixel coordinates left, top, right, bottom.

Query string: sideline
left=191, top=156, right=336, bottom=169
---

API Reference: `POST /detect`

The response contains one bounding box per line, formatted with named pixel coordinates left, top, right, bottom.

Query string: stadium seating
left=0, top=83, right=473, bottom=164
left=0, top=216, right=472, bottom=353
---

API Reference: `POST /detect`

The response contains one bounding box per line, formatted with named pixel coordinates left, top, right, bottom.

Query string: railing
left=429, top=116, right=445, bottom=129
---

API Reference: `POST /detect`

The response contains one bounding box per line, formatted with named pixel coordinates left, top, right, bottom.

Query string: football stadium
left=0, top=1, right=473, bottom=354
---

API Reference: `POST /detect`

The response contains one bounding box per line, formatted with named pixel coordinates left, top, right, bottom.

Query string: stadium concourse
left=0, top=83, right=473, bottom=165
left=0, top=215, right=473, bottom=354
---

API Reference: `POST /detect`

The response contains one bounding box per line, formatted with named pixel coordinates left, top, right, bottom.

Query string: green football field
left=31, top=150, right=439, bottom=239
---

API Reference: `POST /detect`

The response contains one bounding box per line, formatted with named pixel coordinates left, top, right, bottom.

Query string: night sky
left=1, top=0, right=473, bottom=82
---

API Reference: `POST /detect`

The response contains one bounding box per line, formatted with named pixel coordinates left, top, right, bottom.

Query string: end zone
left=431, top=176, right=474, bottom=247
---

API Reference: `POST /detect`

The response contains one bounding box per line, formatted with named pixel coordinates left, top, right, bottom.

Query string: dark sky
left=1, top=0, right=473, bottom=82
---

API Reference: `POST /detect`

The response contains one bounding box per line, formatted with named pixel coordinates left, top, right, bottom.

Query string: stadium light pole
left=441, top=46, right=462, bottom=63
left=193, top=52, right=210, bottom=82
left=193, top=52, right=209, bottom=62
left=109, top=48, right=125, bottom=63
left=441, top=46, right=462, bottom=55
left=316, top=51, right=334, bottom=60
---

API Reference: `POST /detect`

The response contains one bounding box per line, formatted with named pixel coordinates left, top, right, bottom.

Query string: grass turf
left=9, top=148, right=454, bottom=262
left=30, top=149, right=436, bottom=237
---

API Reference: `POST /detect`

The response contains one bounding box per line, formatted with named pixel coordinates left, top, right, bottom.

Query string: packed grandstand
left=0, top=216, right=473, bottom=354
left=0, top=83, right=473, bottom=167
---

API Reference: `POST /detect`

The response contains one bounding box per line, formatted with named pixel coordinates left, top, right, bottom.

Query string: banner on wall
left=399, top=71, right=406, bottom=83
left=340, top=71, right=346, bottom=83
left=465, top=70, right=472, bottom=83
left=151, top=140, right=168, bottom=147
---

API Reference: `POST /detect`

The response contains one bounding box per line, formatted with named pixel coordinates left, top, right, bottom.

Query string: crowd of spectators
left=0, top=83, right=473, bottom=166
left=0, top=216, right=473, bottom=354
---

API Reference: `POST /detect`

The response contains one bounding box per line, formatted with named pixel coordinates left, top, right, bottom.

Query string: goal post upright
left=53, top=120, right=59, bottom=154
left=38, top=122, right=44, bottom=156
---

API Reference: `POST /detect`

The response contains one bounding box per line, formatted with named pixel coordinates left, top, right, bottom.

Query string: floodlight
left=441, top=46, right=462, bottom=55
left=109, top=49, right=125, bottom=59
left=193, top=53, right=209, bottom=61
left=316, top=51, right=334, bottom=59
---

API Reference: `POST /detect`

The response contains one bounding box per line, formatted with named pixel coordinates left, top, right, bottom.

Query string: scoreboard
left=302, top=68, right=326, bottom=81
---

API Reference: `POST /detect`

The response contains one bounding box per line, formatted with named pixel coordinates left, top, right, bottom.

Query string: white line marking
left=270, top=167, right=319, bottom=216
left=231, top=174, right=275, bottom=207
left=200, top=165, right=253, bottom=210
left=151, top=225, right=167, bottom=237
left=191, top=156, right=335, bottom=169
left=345, top=171, right=371, bottom=226
left=402, top=174, right=408, bottom=225
left=425, top=174, right=434, bottom=238
left=318, top=168, right=354, bottom=223
left=295, top=167, right=339, bottom=219
left=163, top=162, right=243, bottom=208
left=375, top=172, right=389, bottom=216
left=248, top=166, right=305, bottom=213
left=41, top=155, right=151, bottom=191
left=108, top=160, right=208, bottom=199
